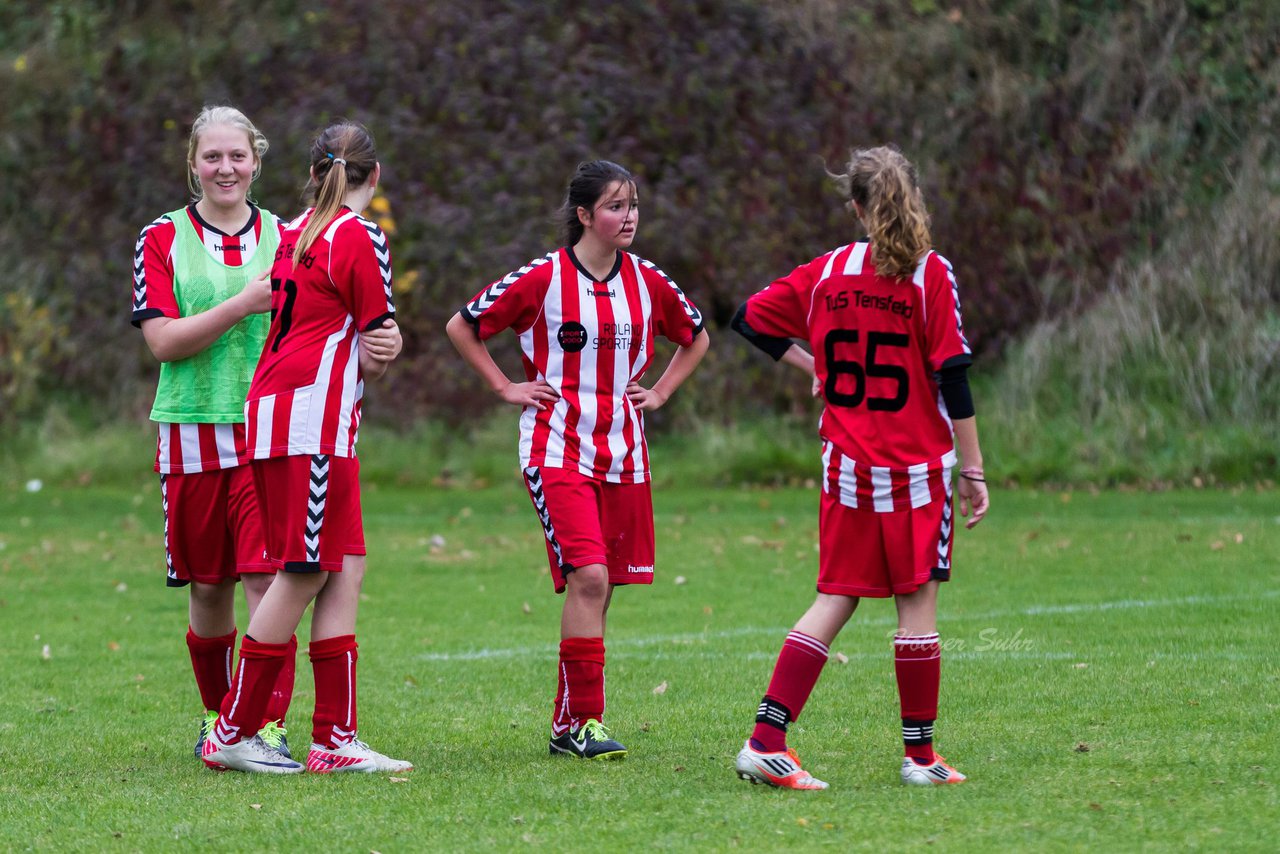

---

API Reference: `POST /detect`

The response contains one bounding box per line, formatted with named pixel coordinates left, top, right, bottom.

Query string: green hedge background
left=2, top=0, right=1277, bottom=481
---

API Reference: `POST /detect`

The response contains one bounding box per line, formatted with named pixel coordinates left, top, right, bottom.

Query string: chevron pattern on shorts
left=306, top=455, right=330, bottom=563
left=522, top=466, right=564, bottom=567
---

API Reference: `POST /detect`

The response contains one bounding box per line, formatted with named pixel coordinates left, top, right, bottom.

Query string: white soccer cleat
left=306, top=739, right=413, bottom=773
left=901, top=754, right=967, bottom=785
left=201, top=727, right=304, bottom=774
left=735, top=741, right=829, bottom=790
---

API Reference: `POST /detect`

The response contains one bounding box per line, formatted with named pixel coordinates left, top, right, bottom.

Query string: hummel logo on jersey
left=585, top=285, right=616, bottom=298
left=213, top=243, right=246, bottom=253
left=626, top=564, right=653, bottom=574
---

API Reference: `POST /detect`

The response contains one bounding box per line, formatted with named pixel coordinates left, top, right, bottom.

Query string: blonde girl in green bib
left=131, top=105, right=401, bottom=766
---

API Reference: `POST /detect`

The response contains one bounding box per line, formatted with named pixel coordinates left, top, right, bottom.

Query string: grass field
left=1, top=470, right=1277, bottom=851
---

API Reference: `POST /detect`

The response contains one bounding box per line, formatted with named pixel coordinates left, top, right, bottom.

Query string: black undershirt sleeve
left=730, top=302, right=793, bottom=362
left=937, top=359, right=975, bottom=419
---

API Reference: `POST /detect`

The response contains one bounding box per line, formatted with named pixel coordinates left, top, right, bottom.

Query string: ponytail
left=833, top=146, right=932, bottom=280
left=293, top=122, right=377, bottom=267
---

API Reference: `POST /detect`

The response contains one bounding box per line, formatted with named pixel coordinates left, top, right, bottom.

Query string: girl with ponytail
left=730, top=145, right=988, bottom=790
left=201, top=122, right=409, bottom=775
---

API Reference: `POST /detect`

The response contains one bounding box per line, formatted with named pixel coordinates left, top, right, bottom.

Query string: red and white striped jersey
left=245, top=206, right=396, bottom=460
left=461, top=246, right=703, bottom=482
left=745, top=242, right=971, bottom=511
left=132, top=205, right=278, bottom=474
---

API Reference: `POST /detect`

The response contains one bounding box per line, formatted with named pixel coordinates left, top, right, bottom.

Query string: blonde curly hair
left=833, top=146, right=931, bottom=280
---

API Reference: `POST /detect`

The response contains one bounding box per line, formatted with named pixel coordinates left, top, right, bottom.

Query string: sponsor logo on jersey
left=594, top=320, right=635, bottom=351
left=585, top=286, right=616, bottom=298
left=557, top=321, right=588, bottom=352
left=214, top=243, right=247, bottom=253
left=626, top=564, right=654, bottom=574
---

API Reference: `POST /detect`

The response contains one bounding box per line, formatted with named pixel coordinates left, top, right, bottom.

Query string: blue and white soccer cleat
left=201, top=725, right=303, bottom=774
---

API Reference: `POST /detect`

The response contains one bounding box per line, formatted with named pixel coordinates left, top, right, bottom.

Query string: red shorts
left=160, top=466, right=270, bottom=587
left=523, top=466, right=655, bottom=594
left=251, top=454, right=366, bottom=573
left=817, top=487, right=954, bottom=598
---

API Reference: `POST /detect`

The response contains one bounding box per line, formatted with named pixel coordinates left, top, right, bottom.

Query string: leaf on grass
left=702, top=605, right=713, bottom=615
left=1074, top=742, right=1090, bottom=752
left=1089, top=803, right=1103, bottom=811
left=1072, top=663, right=1088, bottom=669
left=834, top=652, right=849, bottom=665
left=389, top=777, right=409, bottom=783
left=41, top=644, right=51, bottom=660
left=512, top=816, right=524, bottom=824
left=1210, top=540, right=1225, bottom=551
left=115, top=582, right=128, bottom=593
left=796, top=818, right=809, bottom=827
left=673, top=576, right=687, bottom=585
left=652, top=681, right=668, bottom=695
left=522, top=602, right=532, bottom=614
left=403, top=674, right=418, bottom=687
left=108, top=641, right=120, bottom=651
left=673, top=765, right=685, bottom=772
left=249, top=803, right=262, bottom=810
left=1234, top=532, right=1244, bottom=544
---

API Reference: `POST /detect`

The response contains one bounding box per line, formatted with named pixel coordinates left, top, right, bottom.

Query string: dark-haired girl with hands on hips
left=447, top=160, right=709, bottom=760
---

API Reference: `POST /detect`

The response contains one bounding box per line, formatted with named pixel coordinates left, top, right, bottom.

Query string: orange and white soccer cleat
left=735, top=742, right=829, bottom=790
left=901, top=754, right=967, bottom=785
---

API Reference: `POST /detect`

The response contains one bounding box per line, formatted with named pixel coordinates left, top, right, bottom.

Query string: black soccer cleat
left=549, top=720, right=628, bottom=760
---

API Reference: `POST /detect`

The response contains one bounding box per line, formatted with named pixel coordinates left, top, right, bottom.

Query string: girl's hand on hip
left=501, top=380, right=560, bottom=411
left=626, top=381, right=669, bottom=412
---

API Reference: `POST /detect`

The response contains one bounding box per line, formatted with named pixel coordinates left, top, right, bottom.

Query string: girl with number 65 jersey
left=447, top=160, right=709, bottom=761
left=731, top=146, right=989, bottom=790
left=201, top=121, right=408, bottom=774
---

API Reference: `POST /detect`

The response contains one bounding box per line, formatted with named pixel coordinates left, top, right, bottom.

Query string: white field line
left=415, top=590, right=1278, bottom=663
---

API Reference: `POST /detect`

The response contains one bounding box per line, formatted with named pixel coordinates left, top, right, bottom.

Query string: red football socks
left=895, top=632, right=941, bottom=763
left=186, top=626, right=235, bottom=713
left=310, top=634, right=359, bottom=749
left=217, top=635, right=290, bottom=744
left=751, top=631, right=829, bottom=753
left=554, top=637, right=606, bottom=733
left=262, top=634, right=297, bottom=728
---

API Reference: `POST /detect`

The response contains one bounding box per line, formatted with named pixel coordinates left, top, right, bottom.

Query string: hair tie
left=325, top=152, right=348, bottom=166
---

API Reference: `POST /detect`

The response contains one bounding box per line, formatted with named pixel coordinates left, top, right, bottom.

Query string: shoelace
left=581, top=720, right=612, bottom=742
left=259, top=722, right=288, bottom=751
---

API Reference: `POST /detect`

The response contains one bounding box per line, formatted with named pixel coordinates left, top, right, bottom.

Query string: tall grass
left=980, top=147, right=1280, bottom=484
